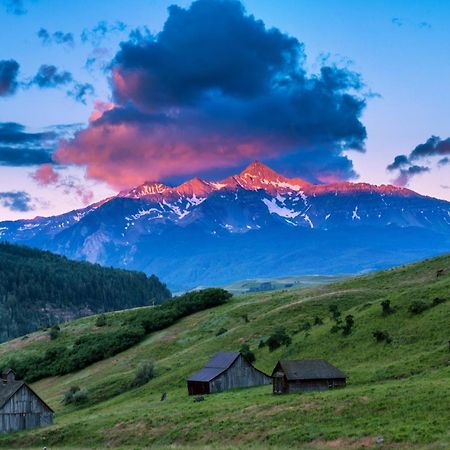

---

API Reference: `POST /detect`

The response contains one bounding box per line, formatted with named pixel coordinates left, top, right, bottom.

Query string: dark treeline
left=4, top=288, right=232, bottom=382
left=0, top=242, right=171, bottom=342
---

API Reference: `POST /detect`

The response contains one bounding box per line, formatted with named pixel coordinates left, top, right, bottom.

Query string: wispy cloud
left=37, top=28, right=75, bottom=48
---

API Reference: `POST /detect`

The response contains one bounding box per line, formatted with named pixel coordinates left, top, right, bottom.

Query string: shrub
left=408, top=300, right=429, bottom=315
left=381, top=299, right=394, bottom=316
left=7, top=288, right=231, bottom=383
left=49, top=325, right=60, bottom=341
left=241, top=314, right=249, bottom=323
left=63, top=386, right=89, bottom=405
left=95, top=314, right=107, bottom=327
left=130, top=361, right=155, bottom=388
left=216, top=327, right=228, bottom=336
left=372, top=330, right=392, bottom=344
left=329, top=304, right=341, bottom=322
left=313, top=316, right=323, bottom=326
left=330, top=325, right=340, bottom=334
left=302, top=321, right=311, bottom=332
left=258, top=339, right=266, bottom=349
left=342, top=315, right=354, bottom=336
left=239, top=344, right=255, bottom=364
left=432, top=297, right=446, bottom=307
left=266, top=327, right=291, bottom=352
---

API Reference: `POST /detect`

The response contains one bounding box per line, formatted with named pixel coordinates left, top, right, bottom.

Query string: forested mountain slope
left=0, top=243, right=171, bottom=342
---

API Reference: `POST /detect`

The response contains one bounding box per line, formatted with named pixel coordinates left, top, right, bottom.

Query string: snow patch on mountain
left=262, top=198, right=300, bottom=218
left=352, top=206, right=361, bottom=220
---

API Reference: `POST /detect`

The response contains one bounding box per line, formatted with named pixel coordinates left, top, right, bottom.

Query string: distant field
left=0, top=255, right=449, bottom=449
left=222, top=274, right=349, bottom=294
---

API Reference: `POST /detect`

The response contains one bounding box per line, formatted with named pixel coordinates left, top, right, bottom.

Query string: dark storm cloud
left=0, top=59, right=20, bottom=96
left=409, top=136, right=450, bottom=160
left=0, top=191, right=33, bottom=212
left=56, top=0, right=368, bottom=188
left=386, top=154, right=409, bottom=171
left=37, top=28, right=75, bottom=47
left=387, top=136, right=450, bottom=186
left=0, top=122, right=56, bottom=166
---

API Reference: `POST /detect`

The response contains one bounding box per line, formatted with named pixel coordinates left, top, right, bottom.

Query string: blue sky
left=0, top=0, right=449, bottom=220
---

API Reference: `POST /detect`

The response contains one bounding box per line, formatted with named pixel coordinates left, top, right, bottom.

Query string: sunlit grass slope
left=0, top=255, right=449, bottom=449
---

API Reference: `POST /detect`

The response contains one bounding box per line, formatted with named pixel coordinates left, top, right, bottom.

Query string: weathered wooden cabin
left=271, top=359, right=347, bottom=394
left=0, top=369, right=53, bottom=433
left=187, top=352, right=271, bottom=395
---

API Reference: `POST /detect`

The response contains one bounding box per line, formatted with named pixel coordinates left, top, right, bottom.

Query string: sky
left=0, top=0, right=449, bottom=220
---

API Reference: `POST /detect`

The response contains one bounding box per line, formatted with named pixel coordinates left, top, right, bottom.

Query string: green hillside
left=0, top=254, right=449, bottom=449
left=0, top=242, right=171, bottom=342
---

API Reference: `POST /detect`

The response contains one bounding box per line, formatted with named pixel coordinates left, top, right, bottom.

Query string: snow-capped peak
left=119, top=182, right=169, bottom=198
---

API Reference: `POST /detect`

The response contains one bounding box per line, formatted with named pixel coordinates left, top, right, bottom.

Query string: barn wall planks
left=0, top=385, right=53, bottom=433
left=209, top=355, right=271, bottom=393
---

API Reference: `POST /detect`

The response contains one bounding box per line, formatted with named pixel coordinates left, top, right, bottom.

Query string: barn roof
left=0, top=380, right=54, bottom=413
left=187, top=352, right=240, bottom=382
left=0, top=380, right=25, bottom=409
left=274, top=359, right=347, bottom=381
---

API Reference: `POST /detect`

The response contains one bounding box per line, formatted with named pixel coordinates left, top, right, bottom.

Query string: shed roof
left=187, top=352, right=240, bottom=383
left=0, top=380, right=54, bottom=413
left=274, top=359, right=346, bottom=381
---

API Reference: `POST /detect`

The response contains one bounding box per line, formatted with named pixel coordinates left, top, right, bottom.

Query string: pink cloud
left=31, top=164, right=94, bottom=205
left=54, top=118, right=269, bottom=190
left=31, top=163, right=60, bottom=185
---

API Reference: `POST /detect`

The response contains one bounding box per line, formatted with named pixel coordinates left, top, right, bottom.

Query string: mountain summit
left=1, top=161, right=449, bottom=290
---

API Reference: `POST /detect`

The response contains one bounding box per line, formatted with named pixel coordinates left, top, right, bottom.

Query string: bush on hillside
left=216, top=327, right=228, bottom=336
left=130, top=361, right=155, bottom=388
left=431, top=297, right=446, bottom=307
left=241, top=314, right=249, bottom=323
left=313, top=316, right=323, bottom=326
left=63, top=386, right=89, bottom=405
left=342, top=315, right=354, bottom=336
left=329, top=304, right=341, bottom=323
left=381, top=300, right=394, bottom=316
left=49, top=325, right=60, bottom=341
left=265, top=327, right=292, bottom=352
left=408, top=300, right=429, bottom=315
left=239, top=344, right=256, bottom=364
left=372, top=330, right=392, bottom=344
left=95, top=314, right=107, bottom=327
left=6, top=288, right=232, bottom=382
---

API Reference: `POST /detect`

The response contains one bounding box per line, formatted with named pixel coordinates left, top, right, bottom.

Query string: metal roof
left=187, top=352, right=240, bottom=382
left=273, top=359, right=347, bottom=381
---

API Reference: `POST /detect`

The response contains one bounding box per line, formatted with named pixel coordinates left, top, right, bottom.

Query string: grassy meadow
left=0, top=254, right=449, bottom=449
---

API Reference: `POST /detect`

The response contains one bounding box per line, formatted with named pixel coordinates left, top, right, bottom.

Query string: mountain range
left=1, top=161, right=450, bottom=290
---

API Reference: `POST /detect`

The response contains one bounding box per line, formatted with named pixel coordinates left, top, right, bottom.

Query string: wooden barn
left=271, top=359, right=347, bottom=394
left=187, top=352, right=271, bottom=395
left=0, top=369, right=53, bottom=433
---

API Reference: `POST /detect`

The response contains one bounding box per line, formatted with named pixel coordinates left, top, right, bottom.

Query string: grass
left=221, top=274, right=348, bottom=295
left=0, top=254, right=449, bottom=449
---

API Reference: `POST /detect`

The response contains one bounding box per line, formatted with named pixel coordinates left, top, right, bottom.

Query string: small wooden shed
left=271, top=359, right=346, bottom=394
left=187, top=352, right=271, bottom=395
left=0, top=369, right=54, bottom=433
